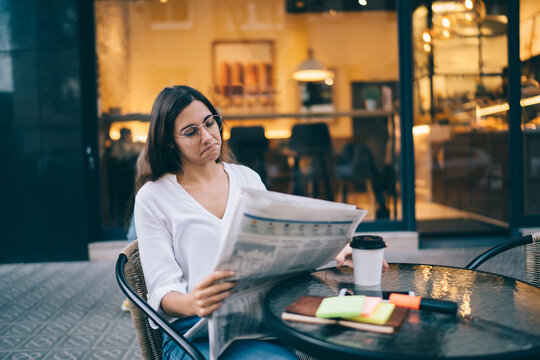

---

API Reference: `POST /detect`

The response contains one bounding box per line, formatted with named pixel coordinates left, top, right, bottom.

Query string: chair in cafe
left=465, top=232, right=540, bottom=286
left=116, top=240, right=315, bottom=360
left=376, top=163, right=397, bottom=219
left=336, top=142, right=393, bottom=218
left=289, top=122, right=334, bottom=201
left=228, top=126, right=269, bottom=185
left=115, top=240, right=205, bottom=360
left=336, top=142, right=378, bottom=202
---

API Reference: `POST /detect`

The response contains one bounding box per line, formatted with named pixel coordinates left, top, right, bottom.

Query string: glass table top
left=264, top=264, right=540, bottom=359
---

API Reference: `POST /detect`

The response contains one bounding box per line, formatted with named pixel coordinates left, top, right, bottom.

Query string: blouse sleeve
left=134, top=187, right=188, bottom=321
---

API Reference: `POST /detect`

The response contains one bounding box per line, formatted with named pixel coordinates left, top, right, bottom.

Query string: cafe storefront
left=93, top=0, right=539, bottom=243
left=3, top=0, right=540, bottom=262
left=4, top=0, right=540, bottom=263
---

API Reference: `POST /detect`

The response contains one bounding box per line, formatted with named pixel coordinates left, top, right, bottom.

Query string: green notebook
left=315, top=295, right=365, bottom=318
left=283, top=295, right=409, bottom=334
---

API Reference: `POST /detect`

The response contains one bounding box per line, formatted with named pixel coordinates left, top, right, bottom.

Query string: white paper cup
left=350, top=235, right=386, bottom=286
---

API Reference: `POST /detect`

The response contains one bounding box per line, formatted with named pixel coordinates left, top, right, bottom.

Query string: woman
left=134, top=86, right=298, bottom=359
left=135, top=85, right=374, bottom=359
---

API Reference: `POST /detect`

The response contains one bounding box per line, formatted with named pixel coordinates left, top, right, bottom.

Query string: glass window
left=94, top=0, right=402, bottom=238
left=412, top=0, right=510, bottom=235
left=520, top=0, right=540, bottom=217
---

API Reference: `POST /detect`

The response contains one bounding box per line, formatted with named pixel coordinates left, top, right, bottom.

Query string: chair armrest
left=115, top=254, right=205, bottom=360
left=465, top=233, right=539, bottom=270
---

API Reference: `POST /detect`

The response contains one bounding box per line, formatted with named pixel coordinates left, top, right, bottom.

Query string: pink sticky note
left=361, top=296, right=382, bottom=316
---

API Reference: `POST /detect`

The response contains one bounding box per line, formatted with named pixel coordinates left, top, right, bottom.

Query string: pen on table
left=389, top=293, right=458, bottom=315
left=338, top=287, right=456, bottom=314
left=381, top=291, right=415, bottom=299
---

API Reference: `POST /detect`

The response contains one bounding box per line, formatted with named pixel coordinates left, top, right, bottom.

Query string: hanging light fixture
left=432, top=0, right=486, bottom=24
left=293, top=48, right=333, bottom=82
left=431, top=0, right=486, bottom=37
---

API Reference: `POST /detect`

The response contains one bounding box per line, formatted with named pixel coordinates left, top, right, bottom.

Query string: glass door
left=412, top=0, right=511, bottom=236
left=520, top=0, right=540, bottom=223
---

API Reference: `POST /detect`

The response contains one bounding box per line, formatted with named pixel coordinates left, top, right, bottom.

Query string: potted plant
left=361, top=85, right=381, bottom=111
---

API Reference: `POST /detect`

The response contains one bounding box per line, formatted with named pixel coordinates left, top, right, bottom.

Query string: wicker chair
left=116, top=241, right=313, bottom=359
left=465, top=232, right=540, bottom=287
left=115, top=240, right=204, bottom=360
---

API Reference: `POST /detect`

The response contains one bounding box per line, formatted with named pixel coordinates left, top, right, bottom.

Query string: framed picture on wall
left=211, top=40, right=275, bottom=112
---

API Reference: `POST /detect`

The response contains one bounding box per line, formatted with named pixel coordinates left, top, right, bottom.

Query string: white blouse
left=134, top=163, right=266, bottom=322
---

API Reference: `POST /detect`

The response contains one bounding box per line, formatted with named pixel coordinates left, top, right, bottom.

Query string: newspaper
left=207, top=189, right=367, bottom=359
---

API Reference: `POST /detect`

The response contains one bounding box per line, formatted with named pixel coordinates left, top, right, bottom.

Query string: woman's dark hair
left=135, top=85, right=228, bottom=191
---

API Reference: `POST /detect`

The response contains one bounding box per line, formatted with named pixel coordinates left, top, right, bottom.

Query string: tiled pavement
left=0, top=244, right=526, bottom=360
left=0, top=261, right=139, bottom=360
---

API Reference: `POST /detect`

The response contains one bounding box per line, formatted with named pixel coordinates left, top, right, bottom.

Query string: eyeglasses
left=176, top=114, right=223, bottom=145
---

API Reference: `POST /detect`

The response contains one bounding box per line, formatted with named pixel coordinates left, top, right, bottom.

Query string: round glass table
left=264, top=264, right=540, bottom=359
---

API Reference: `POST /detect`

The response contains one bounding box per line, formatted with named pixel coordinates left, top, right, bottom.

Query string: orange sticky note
left=346, top=302, right=396, bottom=325
left=361, top=296, right=382, bottom=316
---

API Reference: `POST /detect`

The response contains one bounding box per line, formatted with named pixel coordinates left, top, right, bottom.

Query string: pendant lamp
left=293, top=48, right=333, bottom=82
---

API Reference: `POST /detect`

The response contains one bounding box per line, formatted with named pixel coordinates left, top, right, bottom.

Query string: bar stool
left=289, top=122, right=334, bottom=201
left=228, top=126, right=269, bottom=185
left=336, top=142, right=378, bottom=205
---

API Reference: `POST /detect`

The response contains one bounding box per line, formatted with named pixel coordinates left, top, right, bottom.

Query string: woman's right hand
left=186, top=270, right=236, bottom=317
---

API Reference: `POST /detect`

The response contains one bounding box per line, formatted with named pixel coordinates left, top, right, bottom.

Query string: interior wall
left=521, top=0, right=540, bottom=19
left=520, top=0, right=540, bottom=60
left=114, top=0, right=399, bottom=139
left=96, top=1, right=130, bottom=116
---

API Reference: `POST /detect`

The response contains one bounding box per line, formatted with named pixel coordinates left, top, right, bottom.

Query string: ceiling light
left=293, top=49, right=333, bottom=82
left=442, top=17, right=451, bottom=27
left=432, top=0, right=486, bottom=24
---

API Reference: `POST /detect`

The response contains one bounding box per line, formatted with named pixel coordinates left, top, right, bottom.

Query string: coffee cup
left=350, top=235, right=386, bottom=286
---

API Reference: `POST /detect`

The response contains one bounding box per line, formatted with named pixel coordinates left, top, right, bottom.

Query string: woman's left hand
left=335, top=244, right=389, bottom=272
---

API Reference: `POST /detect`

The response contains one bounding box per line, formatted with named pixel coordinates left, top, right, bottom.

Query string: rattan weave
left=525, top=234, right=540, bottom=287
left=120, top=240, right=309, bottom=359
left=121, top=240, right=163, bottom=360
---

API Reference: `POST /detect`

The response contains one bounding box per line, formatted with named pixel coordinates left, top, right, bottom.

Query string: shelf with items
left=413, top=74, right=506, bottom=128
left=415, top=72, right=503, bottom=80
left=444, top=95, right=540, bottom=134
left=520, top=52, right=540, bottom=134
left=101, top=109, right=398, bottom=142
left=102, top=109, right=395, bottom=122
left=474, top=94, right=540, bottom=130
